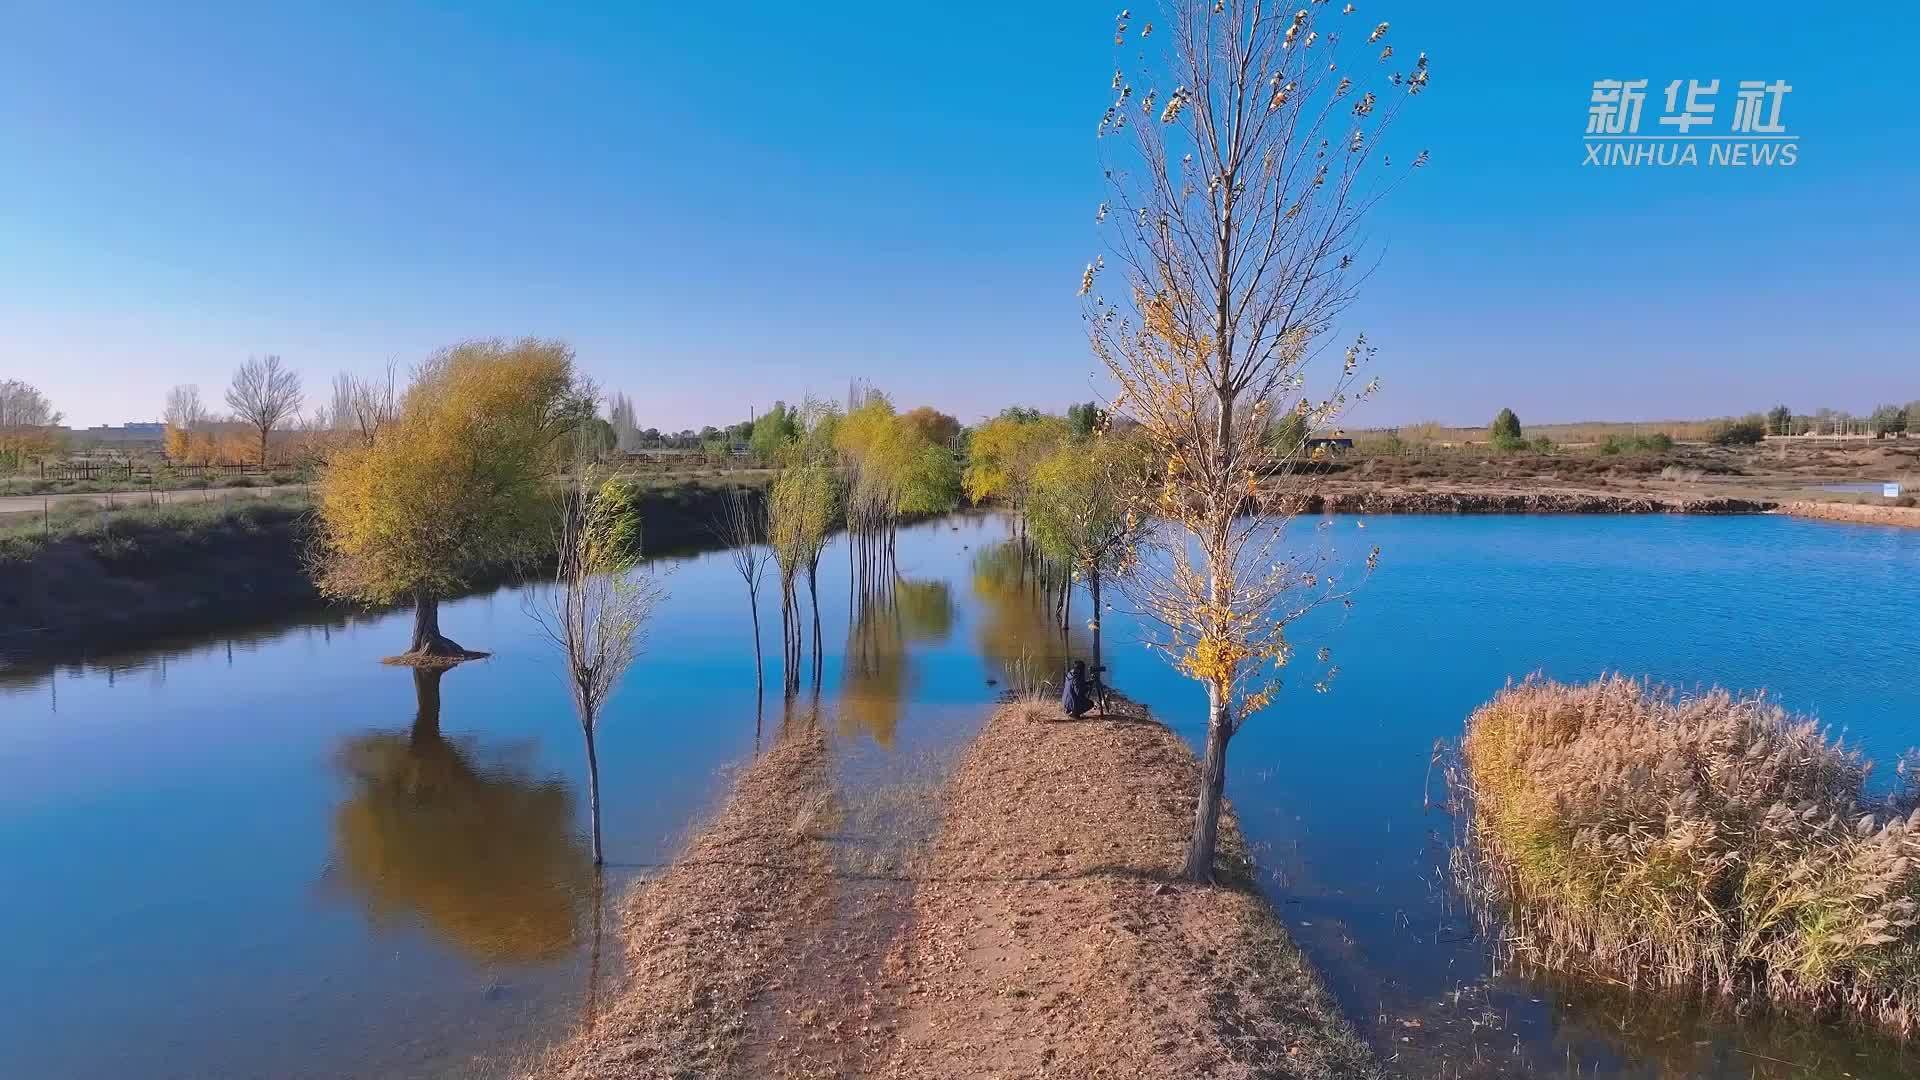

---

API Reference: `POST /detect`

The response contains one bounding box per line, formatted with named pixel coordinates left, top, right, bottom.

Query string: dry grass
left=1453, top=676, right=1920, bottom=1036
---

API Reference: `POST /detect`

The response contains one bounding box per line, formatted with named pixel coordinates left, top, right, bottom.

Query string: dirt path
left=529, top=699, right=1375, bottom=1080
left=533, top=718, right=837, bottom=1080
left=869, top=700, right=1376, bottom=1080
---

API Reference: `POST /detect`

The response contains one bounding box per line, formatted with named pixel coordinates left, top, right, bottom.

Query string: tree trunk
left=406, top=589, right=471, bottom=658
left=780, top=582, right=795, bottom=696
left=258, top=426, right=269, bottom=469
left=584, top=721, right=604, bottom=866
left=748, top=587, right=764, bottom=691
left=1090, top=567, right=1103, bottom=675
left=807, top=558, right=823, bottom=690
left=1182, top=686, right=1232, bottom=882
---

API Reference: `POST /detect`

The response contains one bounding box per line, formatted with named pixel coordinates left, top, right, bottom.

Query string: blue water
left=1, top=512, right=1916, bottom=1078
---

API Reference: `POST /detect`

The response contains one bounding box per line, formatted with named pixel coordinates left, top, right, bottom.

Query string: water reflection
left=1514, top=965, right=1920, bottom=1080
left=839, top=578, right=954, bottom=746
left=0, top=608, right=384, bottom=694
left=327, top=668, right=595, bottom=963
left=969, top=541, right=1089, bottom=691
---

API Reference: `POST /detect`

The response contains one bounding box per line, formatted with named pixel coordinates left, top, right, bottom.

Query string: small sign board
left=1886, top=483, right=1904, bottom=499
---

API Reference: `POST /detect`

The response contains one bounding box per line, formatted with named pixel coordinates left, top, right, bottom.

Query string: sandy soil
left=528, top=700, right=1375, bottom=1080
left=1776, top=501, right=1920, bottom=528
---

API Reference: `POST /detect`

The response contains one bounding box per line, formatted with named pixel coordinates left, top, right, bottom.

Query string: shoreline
left=1774, top=499, right=1920, bottom=528
left=1308, top=488, right=1774, bottom=515
left=9, top=485, right=1912, bottom=665
left=0, top=482, right=764, bottom=664
left=529, top=699, right=1376, bottom=1079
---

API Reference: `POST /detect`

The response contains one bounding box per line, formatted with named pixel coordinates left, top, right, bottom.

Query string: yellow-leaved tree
left=1085, top=0, right=1422, bottom=880
left=1026, top=433, right=1152, bottom=675
left=312, top=339, right=594, bottom=664
left=960, top=411, right=1069, bottom=562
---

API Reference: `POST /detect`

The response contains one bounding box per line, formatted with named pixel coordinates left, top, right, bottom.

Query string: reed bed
left=1453, top=676, right=1920, bottom=1035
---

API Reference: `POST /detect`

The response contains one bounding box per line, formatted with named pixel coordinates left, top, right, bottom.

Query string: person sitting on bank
left=1060, top=659, right=1092, bottom=719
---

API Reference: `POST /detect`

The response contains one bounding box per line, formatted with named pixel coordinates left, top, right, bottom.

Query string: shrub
left=1489, top=432, right=1527, bottom=453
left=1599, top=432, right=1674, bottom=455
left=1529, top=435, right=1556, bottom=453
left=1455, top=676, right=1920, bottom=1035
left=1710, top=417, right=1767, bottom=447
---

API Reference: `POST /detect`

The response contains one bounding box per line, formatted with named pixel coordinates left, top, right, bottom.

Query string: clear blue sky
left=2, top=2, right=1914, bottom=430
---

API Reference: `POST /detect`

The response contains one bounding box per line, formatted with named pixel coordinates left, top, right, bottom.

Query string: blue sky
left=2, top=2, right=1913, bottom=429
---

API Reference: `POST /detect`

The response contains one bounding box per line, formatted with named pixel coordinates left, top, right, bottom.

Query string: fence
left=31, top=461, right=278, bottom=484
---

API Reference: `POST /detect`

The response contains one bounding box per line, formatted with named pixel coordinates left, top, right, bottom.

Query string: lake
left=3, top=511, right=1918, bottom=1078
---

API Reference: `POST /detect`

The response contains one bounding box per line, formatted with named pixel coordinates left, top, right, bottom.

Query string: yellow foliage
left=962, top=414, right=1069, bottom=506
left=312, top=339, right=591, bottom=606
left=0, top=425, right=65, bottom=468
left=1026, top=434, right=1149, bottom=573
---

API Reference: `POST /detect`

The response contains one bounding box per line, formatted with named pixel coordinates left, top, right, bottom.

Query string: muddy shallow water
left=2, top=511, right=1917, bottom=1078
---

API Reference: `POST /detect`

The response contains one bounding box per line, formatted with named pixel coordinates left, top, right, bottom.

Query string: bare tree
left=324, top=373, right=356, bottom=432
left=334, top=363, right=399, bottom=446
left=0, top=379, right=62, bottom=427
left=225, top=354, right=303, bottom=466
left=1085, top=1, right=1422, bottom=881
left=714, top=485, right=771, bottom=692
left=529, top=472, right=663, bottom=865
left=164, top=384, right=209, bottom=431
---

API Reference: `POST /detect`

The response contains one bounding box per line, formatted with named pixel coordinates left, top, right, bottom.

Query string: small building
left=72, top=422, right=166, bottom=450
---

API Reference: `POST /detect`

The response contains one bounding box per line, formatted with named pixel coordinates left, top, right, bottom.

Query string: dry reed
left=1453, top=676, right=1920, bottom=1035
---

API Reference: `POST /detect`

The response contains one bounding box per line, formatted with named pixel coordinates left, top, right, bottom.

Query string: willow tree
left=313, top=339, right=594, bottom=664
left=837, top=396, right=960, bottom=581
left=715, top=485, right=772, bottom=691
left=1085, top=1, right=1422, bottom=881
left=531, top=472, right=660, bottom=866
left=1026, top=434, right=1151, bottom=675
left=961, top=411, right=1069, bottom=524
left=768, top=463, right=838, bottom=695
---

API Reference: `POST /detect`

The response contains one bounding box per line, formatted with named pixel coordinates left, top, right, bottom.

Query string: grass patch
left=0, top=494, right=312, bottom=564
left=1453, top=676, right=1920, bottom=1035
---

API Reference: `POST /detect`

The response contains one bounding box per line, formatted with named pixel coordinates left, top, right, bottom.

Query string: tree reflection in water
left=328, top=667, right=595, bottom=964
left=838, top=578, right=953, bottom=747
left=970, top=541, right=1090, bottom=693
